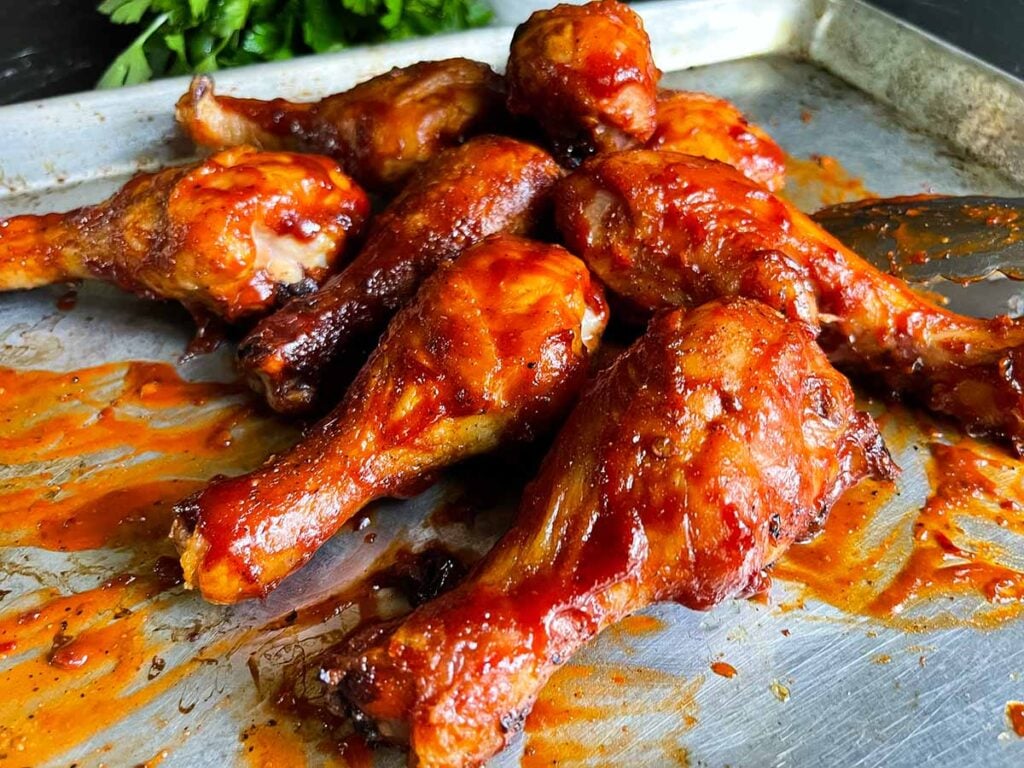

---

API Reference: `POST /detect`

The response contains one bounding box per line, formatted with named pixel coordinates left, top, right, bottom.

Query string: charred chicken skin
left=505, top=0, right=660, bottom=164
left=238, top=135, right=562, bottom=414
left=322, top=298, right=895, bottom=767
left=647, top=89, right=786, bottom=191
left=176, top=59, right=505, bottom=194
left=172, top=234, right=608, bottom=604
left=0, top=147, right=368, bottom=322
left=556, top=150, right=1024, bottom=451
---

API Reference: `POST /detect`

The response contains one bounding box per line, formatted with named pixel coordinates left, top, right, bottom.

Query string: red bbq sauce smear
left=777, top=407, right=1024, bottom=630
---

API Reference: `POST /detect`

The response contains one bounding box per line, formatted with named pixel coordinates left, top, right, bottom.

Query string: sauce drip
left=711, top=661, right=737, bottom=678
left=1007, top=701, right=1024, bottom=737
left=777, top=414, right=1024, bottom=630
left=522, top=664, right=702, bottom=767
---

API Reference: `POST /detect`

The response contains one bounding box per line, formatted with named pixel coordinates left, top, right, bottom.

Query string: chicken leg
left=172, top=234, right=608, bottom=604
left=555, top=150, right=1024, bottom=451
left=647, top=89, right=786, bottom=190
left=237, top=135, right=562, bottom=414
left=0, top=147, right=369, bottom=322
left=321, top=297, right=894, bottom=768
left=505, top=0, right=660, bottom=164
left=176, top=59, right=505, bottom=194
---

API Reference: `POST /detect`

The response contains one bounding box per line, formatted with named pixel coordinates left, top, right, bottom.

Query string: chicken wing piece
left=238, top=135, right=562, bottom=414
left=172, top=234, right=608, bottom=604
left=556, top=150, right=1024, bottom=452
left=0, top=147, right=368, bottom=323
left=322, top=298, right=894, bottom=767
left=505, top=0, right=659, bottom=164
left=176, top=59, right=505, bottom=194
left=647, top=89, right=786, bottom=190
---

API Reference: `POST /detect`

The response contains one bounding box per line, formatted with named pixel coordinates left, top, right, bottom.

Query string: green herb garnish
left=97, top=0, right=493, bottom=88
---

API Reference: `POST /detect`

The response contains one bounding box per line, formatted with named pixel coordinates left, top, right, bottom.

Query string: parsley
left=96, top=0, right=493, bottom=88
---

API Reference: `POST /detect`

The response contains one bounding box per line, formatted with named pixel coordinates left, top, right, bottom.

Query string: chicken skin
left=506, top=0, right=659, bottom=164
left=647, top=89, right=786, bottom=191
left=0, top=147, right=368, bottom=322
left=322, top=298, right=894, bottom=768
left=172, top=234, right=608, bottom=604
left=176, top=59, right=505, bottom=194
left=238, top=136, right=562, bottom=414
left=556, top=150, right=1024, bottom=452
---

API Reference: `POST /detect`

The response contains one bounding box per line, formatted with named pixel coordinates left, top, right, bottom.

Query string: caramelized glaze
left=0, top=148, right=368, bottom=322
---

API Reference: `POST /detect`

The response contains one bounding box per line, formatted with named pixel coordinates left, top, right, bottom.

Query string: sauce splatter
left=777, top=409, right=1024, bottom=631
left=0, top=359, right=296, bottom=765
left=711, top=661, right=737, bottom=678
left=783, top=153, right=873, bottom=211
left=1007, top=701, right=1024, bottom=737
left=522, top=664, right=702, bottom=767
left=240, top=719, right=313, bottom=768
left=0, top=361, right=295, bottom=552
left=0, top=574, right=196, bottom=765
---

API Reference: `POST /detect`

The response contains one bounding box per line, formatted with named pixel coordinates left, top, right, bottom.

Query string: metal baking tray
left=2, top=1, right=1024, bottom=766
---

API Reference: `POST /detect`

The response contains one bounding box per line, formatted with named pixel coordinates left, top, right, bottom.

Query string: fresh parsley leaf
left=98, top=0, right=154, bottom=24
left=97, top=0, right=492, bottom=86
left=96, top=12, right=168, bottom=87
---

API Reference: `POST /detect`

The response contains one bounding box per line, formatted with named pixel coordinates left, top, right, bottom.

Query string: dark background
left=0, top=0, right=1021, bottom=105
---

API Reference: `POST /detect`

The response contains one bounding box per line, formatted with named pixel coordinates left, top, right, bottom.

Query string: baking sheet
left=2, top=1, right=1024, bottom=766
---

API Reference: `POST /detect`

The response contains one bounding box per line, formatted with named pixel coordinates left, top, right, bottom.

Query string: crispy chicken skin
left=648, top=89, right=786, bottom=190
left=322, top=298, right=894, bottom=767
left=556, top=150, right=1024, bottom=451
left=0, top=147, right=369, bottom=322
left=176, top=59, right=505, bottom=193
left=505, top=0, right=659, bottom=164
left=237, top=136, right=563, bottom=414
left=172, top=234, right=608, bottom=604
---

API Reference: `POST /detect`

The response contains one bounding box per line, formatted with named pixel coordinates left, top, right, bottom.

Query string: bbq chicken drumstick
left=177, top=59, right=505, bottom=193
left=0, top=147, right=368, bottom=322
left=238, top=135, right=562, bottom=414
left=647, top=89, right=786, bottom=191
left=556, top=150, right=1024, bottom=451
left=506, top=0, right=659, bottom=164
left=173, top=234, right=608, bottom=604
left=322, top=298, right=895, bottom=768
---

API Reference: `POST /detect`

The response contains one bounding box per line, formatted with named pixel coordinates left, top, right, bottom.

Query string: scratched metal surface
left=2, top=1, right=1024, bottom=766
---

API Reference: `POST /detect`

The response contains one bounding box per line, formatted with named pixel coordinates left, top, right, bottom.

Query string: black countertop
left=0, top=0, right=1021, bottom=105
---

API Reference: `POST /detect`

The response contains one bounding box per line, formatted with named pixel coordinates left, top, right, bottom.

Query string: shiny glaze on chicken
left=506, top=0, right=660, bottom=164
left=556, top=150, right=1024, bottom=451
left=648, top=89, right=786, bottom=190
left=238, top=135, right=563, bottom=414
left=322, top=298, right=894, bottom=767
left=176, top=59, right=506, bottom=194
left=0, top=147, right=368, bottom=322
left=173, top=234, right=608, bottom=604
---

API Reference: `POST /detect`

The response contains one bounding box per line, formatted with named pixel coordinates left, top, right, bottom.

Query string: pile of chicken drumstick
left=4, top=2, right=1024, bottom=765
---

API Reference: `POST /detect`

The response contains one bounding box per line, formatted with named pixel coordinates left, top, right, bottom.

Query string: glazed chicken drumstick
left=505, top=0, right=660, bottom=164
left=322, top=298, right=895, bottom=768
left=176, top=59, right=505, bottom=194
left=238, top=135, right=562, bottom=414
left=0, top=147, right=368, bottom=322
left=647, top=89, right=786, bottom=190
left=556, top=150, right=1024, bottom=451
left=172, top=234, right=608, bottom=604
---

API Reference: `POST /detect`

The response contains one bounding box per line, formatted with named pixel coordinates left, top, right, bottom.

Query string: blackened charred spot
left=173, top=494, right=202, bottom=533
left=285, top=277, right=319, bottom=298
